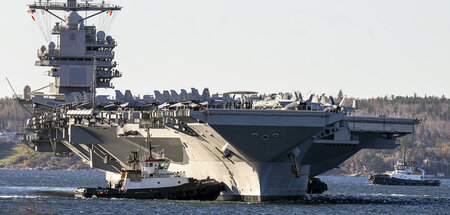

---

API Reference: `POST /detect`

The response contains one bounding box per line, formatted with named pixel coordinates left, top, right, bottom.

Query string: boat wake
left=31, top=190, right=75, bottom=198
left=0, top=195, right=46, bottom=199
left=0, top=186, right=75, bottom=199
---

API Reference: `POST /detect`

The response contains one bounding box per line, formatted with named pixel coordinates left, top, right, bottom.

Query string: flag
left=27, top=9, right=36, bottom=14
left=107, top=10, right=113, bottom=16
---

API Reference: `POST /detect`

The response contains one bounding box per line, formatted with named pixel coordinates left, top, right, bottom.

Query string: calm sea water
left=0, top=170, right=448, bottom=215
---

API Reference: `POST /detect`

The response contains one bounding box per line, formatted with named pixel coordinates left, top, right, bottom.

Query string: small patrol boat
left=75, top=130, right=223, bottom=200
left=368, top=160, right=440, bottom=186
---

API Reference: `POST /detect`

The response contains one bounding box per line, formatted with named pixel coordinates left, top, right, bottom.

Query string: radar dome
left=24, top=85, right=31, bottom=93
left=23, top=85, right=31, bottom=101
left=40, top=45, right=47, bottom=53
left=66, top=11, right=82, bottom=26
left=48, top=42, right=56, bottom=51
left=97, top=31, right=106, bottom=43
left=106, top=35, right=113, bottom=44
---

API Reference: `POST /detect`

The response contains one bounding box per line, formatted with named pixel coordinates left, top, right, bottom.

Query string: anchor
left=289, top=154, right=308, bottom=178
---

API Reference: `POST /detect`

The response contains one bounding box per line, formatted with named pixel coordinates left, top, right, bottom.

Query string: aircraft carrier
left=19, top=0, right=420, bottom=201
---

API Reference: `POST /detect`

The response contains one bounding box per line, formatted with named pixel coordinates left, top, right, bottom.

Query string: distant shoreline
left=1, top=167, right=448, bottom=179
left=0, top=166, right=98, bottom=171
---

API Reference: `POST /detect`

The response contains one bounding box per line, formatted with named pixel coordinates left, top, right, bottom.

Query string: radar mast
left=29, top=0, right=122, bottom=101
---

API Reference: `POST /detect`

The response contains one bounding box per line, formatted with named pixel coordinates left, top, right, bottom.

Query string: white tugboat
left=75, top=131, right=223, bottom=200
left=368, top=160, right=441, bottom=186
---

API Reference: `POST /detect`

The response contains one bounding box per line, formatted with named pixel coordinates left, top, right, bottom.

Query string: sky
left=0, top=0, right=449, bottom=99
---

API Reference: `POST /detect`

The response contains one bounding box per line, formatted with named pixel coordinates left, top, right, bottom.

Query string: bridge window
left=69, top=33, right=76, bottom=43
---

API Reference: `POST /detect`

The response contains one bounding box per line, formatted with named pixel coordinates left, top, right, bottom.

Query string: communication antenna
left=92, top=55, right=97, bottom=110
left=84, top=0, right=93, bottom=25
left=403, top=146, right=407, bottom=164
left=147, top=128, right=153, bottom=160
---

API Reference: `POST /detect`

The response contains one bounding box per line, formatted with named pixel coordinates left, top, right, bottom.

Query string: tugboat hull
left=368, top=174, right=441, bottom=186
left=75, top=179, right=223, bottom=200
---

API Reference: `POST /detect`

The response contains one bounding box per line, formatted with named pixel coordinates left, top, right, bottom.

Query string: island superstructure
left=20, top=0, right=420, bottom=201
left=27, top=0, right=121, bottom=107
